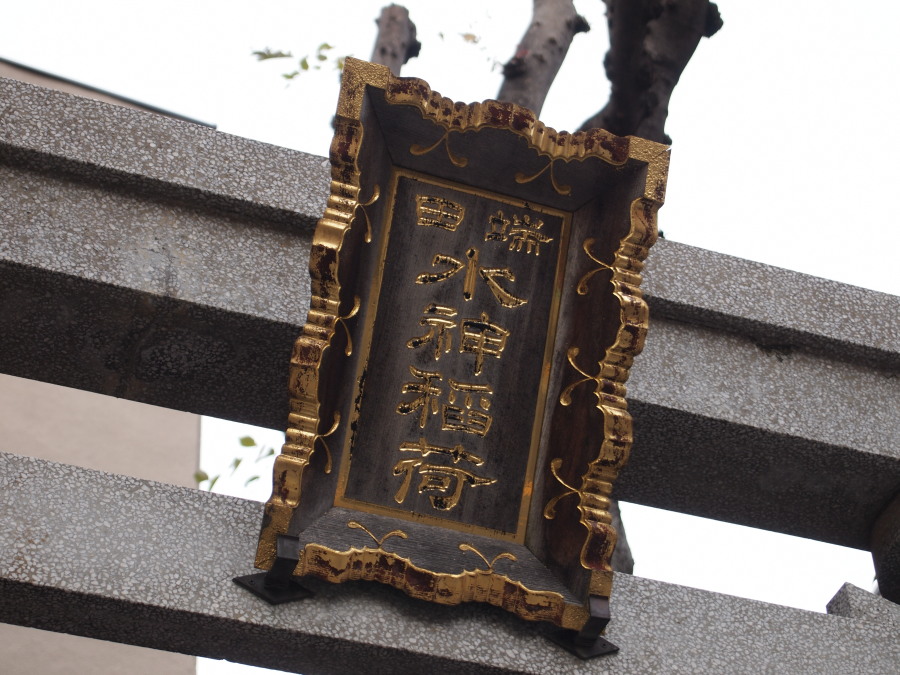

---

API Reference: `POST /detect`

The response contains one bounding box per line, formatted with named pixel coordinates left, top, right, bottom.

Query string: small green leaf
left=316, top=53, right=328, bottom=62
left=282, top=71, right=300, bottom=80
left=193, top=470, right=209, bottom=483
left=336, top=56, right=346, bottom=71
left=318, top=42, right=334, bottom=52
left=244, top=475, right=260, bottom=487
left=207, top=475, right=219, bottom=491
left=300, top=56, right=310, bottom=71
left=230, top=457, right=242, bottom=474
left=239, top=436, right=256, bottom=447
left=252, top=48, right=293, bottom=61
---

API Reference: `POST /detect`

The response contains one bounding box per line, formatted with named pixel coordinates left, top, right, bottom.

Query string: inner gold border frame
left=334, top=167, right=573, bottom=544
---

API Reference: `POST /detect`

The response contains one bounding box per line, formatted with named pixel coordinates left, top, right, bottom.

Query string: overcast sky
left=2, top=2, right=892, bottom=672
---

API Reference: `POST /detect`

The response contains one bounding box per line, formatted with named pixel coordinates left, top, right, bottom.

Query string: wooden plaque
left=252, top=58, right=668, bottom=635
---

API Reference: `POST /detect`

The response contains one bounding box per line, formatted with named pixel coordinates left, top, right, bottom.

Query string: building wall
left=0, top=62, right=150, bottom=113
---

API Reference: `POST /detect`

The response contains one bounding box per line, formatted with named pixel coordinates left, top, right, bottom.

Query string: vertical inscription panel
left=337, top=170, right=570, bottom=539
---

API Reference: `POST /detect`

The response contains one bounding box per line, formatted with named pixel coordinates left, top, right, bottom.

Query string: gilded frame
left=251, top=58, right=669, bottom=636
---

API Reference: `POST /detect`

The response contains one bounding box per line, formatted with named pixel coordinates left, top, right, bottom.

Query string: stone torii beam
left=1, top=77, right=898, bottom=671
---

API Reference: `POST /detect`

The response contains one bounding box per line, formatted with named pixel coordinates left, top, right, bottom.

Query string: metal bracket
left=233, top=535, right=313, bottom=605
left=548, top=595, right=619, bottom=659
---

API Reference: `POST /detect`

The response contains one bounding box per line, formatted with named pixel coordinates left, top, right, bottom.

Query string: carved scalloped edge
left=576, top=194, right=665, bottom=598
left=296, top=542, right=589, bottom=630
left=255, top=114, right=365, bottom=568
left=340, top=57, right=670, bottom=191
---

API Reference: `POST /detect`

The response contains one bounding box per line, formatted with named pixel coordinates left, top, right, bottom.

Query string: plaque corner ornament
left=238, top=57, right=668, bottom=659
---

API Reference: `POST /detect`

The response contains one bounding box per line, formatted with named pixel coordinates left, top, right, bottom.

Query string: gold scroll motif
left=294, top=521, right=588, bottom=629
left=336, top=296, right=361, bottom=356
left=544, top=198, right=660, bottom=597
left=515, top=158, right=572, bottom=196
left=409, top=130, right=468, bottom=168
left=576, top=238, right=615, bottom=295
left=254, top=104, right=368, bottom=569
left=354, top=185, right=381, bottom=243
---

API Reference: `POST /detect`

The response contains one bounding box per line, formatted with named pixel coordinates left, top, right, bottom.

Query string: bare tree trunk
left=581, top=0, right=723, bottom=142
left=497, top=0, right=590, bottom=116
left=370, top=4, right=421, bottom=76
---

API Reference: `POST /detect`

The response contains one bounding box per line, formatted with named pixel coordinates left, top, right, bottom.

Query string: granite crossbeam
left=1, top=451, right=897, bottom=674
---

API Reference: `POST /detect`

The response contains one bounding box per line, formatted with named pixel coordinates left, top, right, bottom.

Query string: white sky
left=2, top=2, right=893, bottom=672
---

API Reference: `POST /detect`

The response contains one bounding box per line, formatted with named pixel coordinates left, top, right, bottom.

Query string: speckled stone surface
left=0, top=77, right=331, bottom=227
left=0, top=77, right=321, bottom=429
left=622, top=316, right=900, bottom=549
left=643, top=239, right=900, bottom=369
left=827, top=582, right=900, bottom=629
left=1, top=452, right=897, bottom=675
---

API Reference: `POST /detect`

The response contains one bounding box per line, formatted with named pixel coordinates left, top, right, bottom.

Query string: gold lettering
left=392, top=437, right=496, bottom=510
left=416, top=253, right=464, bottom=285
left=485, top=210, right=553, bottom=256
left=406, top=304, right=458, bottom=359
left=442, top=380, right=493, bottom=436
left=459, top=311, right=509, bottom=376
left=398, top=437, right=486, bottom=465
left=415, top=195, right=465, bottom=231
left=396, top=366, right=443, bottom=428
left=415, top=247, right=526, bottom=308
left=484, top=210, right=510, bottom=242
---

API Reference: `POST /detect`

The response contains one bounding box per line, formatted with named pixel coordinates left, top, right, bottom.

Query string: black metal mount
left=547, top=595, right=619, bottom=659
left=233, top=535, right=313, bottom=605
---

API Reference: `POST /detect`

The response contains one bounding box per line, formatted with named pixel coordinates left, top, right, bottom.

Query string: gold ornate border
left=255, top=75, right=367, bottom=568
left=559, top=194, right=663, bottom=600
left=255, top=57, right=669, bottom=628
left=294, top=521, right=588, bottom=629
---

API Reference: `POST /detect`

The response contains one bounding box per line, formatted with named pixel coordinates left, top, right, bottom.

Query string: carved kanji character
left=459, top=311, right=509, bottom=375
left=392, top=438, right=495, bottom=510
left=507, top=214, right=552, bottom=256
left=415, top=248, right=526, bottom=308
left=416, top=195, right=465, bottom=231
left=442, top=380, right=493, bottom=436
left=395, top=366, right=442, bottom=428
left=406, top=304, right=458, bottom=359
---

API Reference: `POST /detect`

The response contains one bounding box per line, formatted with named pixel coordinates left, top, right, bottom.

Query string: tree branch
left=370, top=4, right=421, bottom=76
left=497, top=0, right=590, bottom=116
left=580, top=0, right=723, bottom=142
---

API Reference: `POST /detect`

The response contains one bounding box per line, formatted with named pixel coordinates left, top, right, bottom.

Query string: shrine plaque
left=248, top=58, right=669, bottom=644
